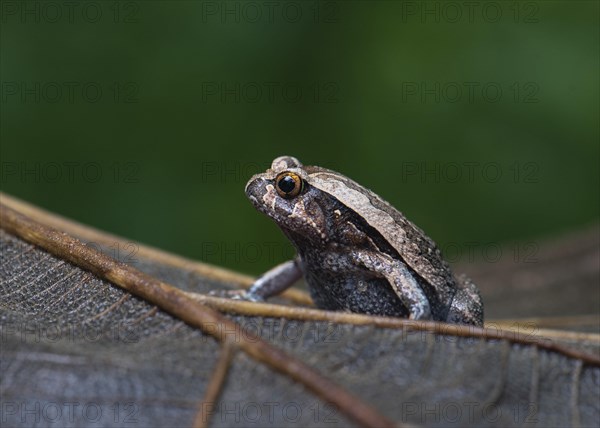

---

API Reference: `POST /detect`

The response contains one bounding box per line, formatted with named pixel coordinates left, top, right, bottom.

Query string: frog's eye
left=275, top=172, right=304, bottom=199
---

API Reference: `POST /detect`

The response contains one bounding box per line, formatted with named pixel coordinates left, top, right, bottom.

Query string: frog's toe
left=207, top=289, right=231, bottom=298
left=408, top=304, right=431, bottom=320
left=208, top=289, right=257, bottom=301
left=231, top=290, right=265, bottom=302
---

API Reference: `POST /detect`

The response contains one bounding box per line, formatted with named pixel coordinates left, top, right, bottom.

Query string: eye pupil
left=278, top=176, right=296, bottom=193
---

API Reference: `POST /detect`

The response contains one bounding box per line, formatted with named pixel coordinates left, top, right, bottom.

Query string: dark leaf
left=1, top=194, right=598, bottom=428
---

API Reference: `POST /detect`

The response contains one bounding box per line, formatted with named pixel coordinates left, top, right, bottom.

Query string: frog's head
left=245, top=156, right=329, bottom=246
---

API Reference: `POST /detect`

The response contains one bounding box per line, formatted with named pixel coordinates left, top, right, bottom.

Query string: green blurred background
left=1, top=1, right=598, bottom=275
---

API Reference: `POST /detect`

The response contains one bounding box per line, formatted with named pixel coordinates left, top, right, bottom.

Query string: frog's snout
left=244, top=175, right=261, bottom=197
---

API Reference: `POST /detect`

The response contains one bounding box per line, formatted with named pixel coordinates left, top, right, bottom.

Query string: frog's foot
left=446, top=275, right=484, bottom=327
left=408, top=303, right=431, bottom=320
left=208, top=289, right=265, bottom=302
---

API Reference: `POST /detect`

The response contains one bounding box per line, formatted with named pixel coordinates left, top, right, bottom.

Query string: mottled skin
left=241, top=156, right=484, bottom=326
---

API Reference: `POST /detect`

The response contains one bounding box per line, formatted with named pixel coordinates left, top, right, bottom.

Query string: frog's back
left=304, top=165, right=456, bottom=296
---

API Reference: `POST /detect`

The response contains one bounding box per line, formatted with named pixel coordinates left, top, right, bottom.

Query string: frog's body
left=242, top=156, right=484, bottom=326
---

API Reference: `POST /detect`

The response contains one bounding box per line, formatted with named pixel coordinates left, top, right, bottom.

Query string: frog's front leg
left=351, top=251, right=432, bottom=320
left=238, top=257, right=303, bottom=301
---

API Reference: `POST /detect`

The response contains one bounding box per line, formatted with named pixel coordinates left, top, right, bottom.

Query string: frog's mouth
left=245, top=177, right=279, bottom=219
left=246, top=195, right=261, bottom=211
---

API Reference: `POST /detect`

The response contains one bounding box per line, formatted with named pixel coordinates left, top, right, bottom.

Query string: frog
left=237, top=155, right=483, bottom=326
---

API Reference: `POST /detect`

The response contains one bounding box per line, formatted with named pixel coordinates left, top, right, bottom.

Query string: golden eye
left=275, top=172, right=303, bottom=199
